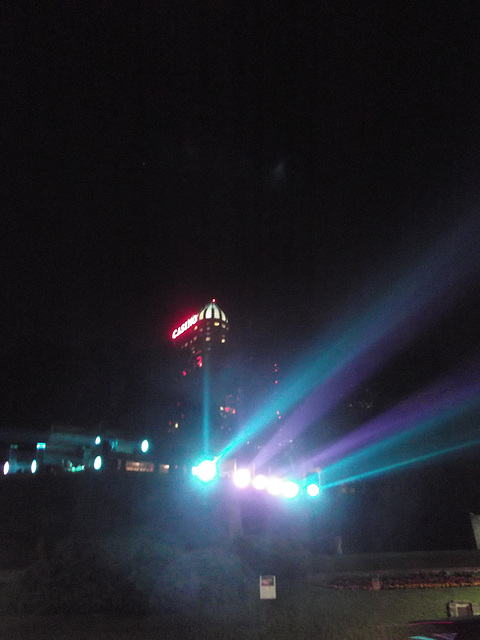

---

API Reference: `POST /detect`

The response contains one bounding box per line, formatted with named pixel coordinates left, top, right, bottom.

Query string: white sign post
left=259, top=575, right=276, bottom=599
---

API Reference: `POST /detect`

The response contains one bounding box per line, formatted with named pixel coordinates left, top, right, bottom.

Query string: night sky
left=2, top=3, right=479, bottom=438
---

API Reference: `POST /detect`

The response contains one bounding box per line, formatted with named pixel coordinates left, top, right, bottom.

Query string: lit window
left=214, top=321, right=219, bottom=326
left=221, top=338, right=225, bottom=343
left=126, top=461, right=154, bottom=473
left=206, top=336, right=211, bottom=341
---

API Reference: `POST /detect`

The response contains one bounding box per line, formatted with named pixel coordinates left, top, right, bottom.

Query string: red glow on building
left=172, top=313, right=199, bottom=340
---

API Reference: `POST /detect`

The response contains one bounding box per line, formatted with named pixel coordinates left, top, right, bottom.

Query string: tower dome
left=198, top=300, right=228, bottom=324
left=196, top=299, right=228, bottom=349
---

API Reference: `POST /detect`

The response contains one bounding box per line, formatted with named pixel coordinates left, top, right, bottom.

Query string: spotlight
left=233, top=468, right=251, bottom=488
left=31, top=459, right=37, bottom=474
left=193, top=458, right=218, bottom=483
left=3, top=461, right=9, bottom=475
left=306, top=483, right=320, bottom=497
left=141, top=439, right=149, bottom=453
left=267, top=477, right=283, bottom=496
left=94, top=455, right=102, bottom=471
left=252, top=474, right=268, bottom=490
left=282, top=480, right=300, bottom=499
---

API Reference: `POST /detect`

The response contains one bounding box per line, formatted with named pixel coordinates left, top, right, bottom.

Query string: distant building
left=0, top=427, right=162, bottom=476
left=168, top=300, right=239, bottom=456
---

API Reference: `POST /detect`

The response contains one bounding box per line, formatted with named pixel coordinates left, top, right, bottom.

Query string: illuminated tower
left=183, top=299, right=229, bottom=364
left=168, top=300, right=236, bottom=455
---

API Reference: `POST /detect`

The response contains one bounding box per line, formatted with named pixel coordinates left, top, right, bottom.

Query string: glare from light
left=267, top=477, right=283, bottom=496
left=282, top=480, right=300, bottom=499
left=252, top=474, right=268, bottom=490
left=3, top=461, right=9, bottom=475
left=141, top=439, right=149, bottom=453
left=306, top=483, right=320, bottom=497
left=94, top=455, right=102, bottom=470
left=31, top=459, right=37, bottom=474
left=233, top=468, right=251, bottom=488
left=194, top=458, right=217, bottom=483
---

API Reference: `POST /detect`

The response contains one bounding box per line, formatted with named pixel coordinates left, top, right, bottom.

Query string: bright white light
left=267, top=477, right=283, bottom=496
left=94, top=455, right=102, bottom=470
left=195, top=459, right=217, bottom=483
left=95, top=436, right=101, bottom=445
left=306, top=483, right=320, bottom=497
left=282, top=480, right=299, bottom=499
left=252, top=474, right=268, bottom=490
left=31, top=459, right=37, bottom=474
left=233, top=468, right=251, bottom=489
left=3, top=461, right=9, bottom=475
left=141, top=439, right=149, bottom=453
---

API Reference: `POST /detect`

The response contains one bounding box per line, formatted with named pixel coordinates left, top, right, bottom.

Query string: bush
left=0, top=537, right=146, bottom=615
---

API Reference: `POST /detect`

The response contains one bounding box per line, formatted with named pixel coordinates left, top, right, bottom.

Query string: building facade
left=168, top=300, right=240, bottom=458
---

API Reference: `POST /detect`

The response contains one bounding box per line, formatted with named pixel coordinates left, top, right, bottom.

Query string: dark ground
left=1, top=463, right=480, bottom=569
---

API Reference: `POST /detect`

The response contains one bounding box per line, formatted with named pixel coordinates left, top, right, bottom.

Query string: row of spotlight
left=3, top=438, right=151, bottom=476
left=192, top=459, right=321, bottom=499
left=3, top=458, right=98, bottom=475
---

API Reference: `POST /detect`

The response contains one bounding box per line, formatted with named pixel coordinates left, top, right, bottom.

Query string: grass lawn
left=1, top=583, right=480, bottom=639
left=3, top=542, right=480, bottom=639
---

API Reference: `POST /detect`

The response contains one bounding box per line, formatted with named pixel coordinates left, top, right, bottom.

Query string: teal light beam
left=202, top=358, right=211, bottom=457
left=220, top=214, right=479, bottom=462
left=321, top=394, right=480, bottom=487
left=306, top=364, right=480, bottom=472
left=321, top=436, right=480, bottom=489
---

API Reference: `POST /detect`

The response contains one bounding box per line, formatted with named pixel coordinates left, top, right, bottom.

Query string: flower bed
left=323, top=569, right=480, bottom=590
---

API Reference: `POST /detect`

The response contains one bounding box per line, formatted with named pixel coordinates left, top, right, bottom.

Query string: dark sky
left=2, top=2, right=479, bottom=433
